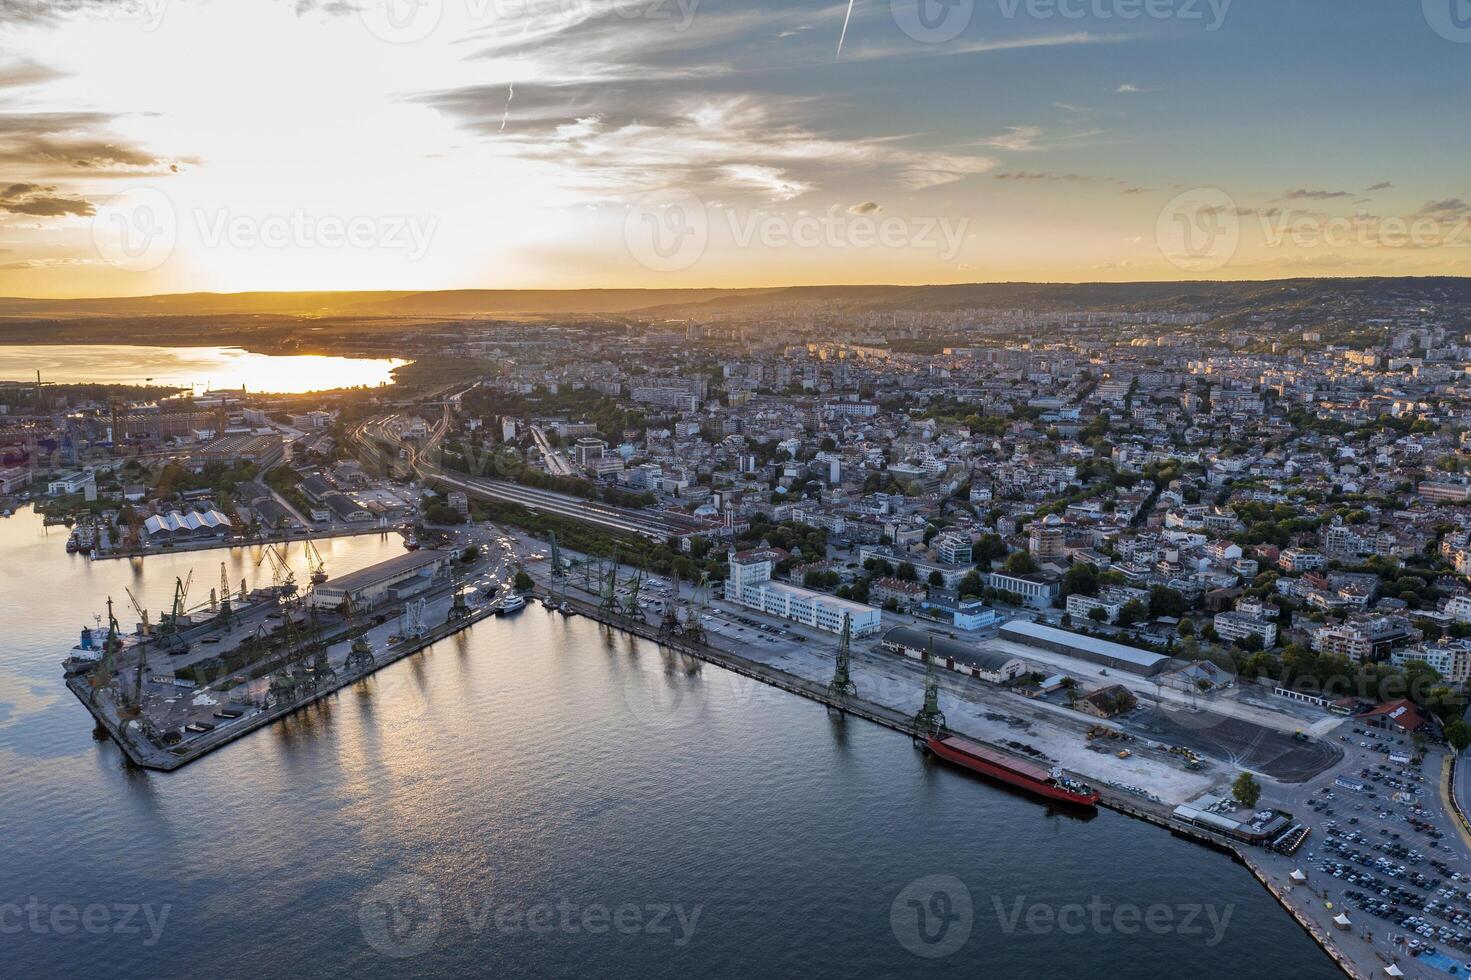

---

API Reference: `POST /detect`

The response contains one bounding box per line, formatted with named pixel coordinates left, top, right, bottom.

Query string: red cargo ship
left=926, top=733, right=1101, bottom=807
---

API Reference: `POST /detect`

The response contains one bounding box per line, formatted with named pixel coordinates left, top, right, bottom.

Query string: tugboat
left=404, top=534, right=421, bottom=551
left=924, top=732, right=1100, bottom=807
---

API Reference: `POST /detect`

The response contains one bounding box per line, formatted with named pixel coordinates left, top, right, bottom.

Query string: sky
left=0, top=0, right=1468, bottom=297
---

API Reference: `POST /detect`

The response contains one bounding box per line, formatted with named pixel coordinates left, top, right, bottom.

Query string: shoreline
left=69, top=569, right=1362, bottom=976
left=85, top=524, right=401, bottom=562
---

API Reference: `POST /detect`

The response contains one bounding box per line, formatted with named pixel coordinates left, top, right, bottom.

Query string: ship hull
left=926, top=736, right=1100, bottom=807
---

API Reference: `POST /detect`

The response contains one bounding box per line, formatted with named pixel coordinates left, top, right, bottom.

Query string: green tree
left=1004, top=551, right=1038, bottom=575
left=1148, top=586, right=1187, bottom=619
left=513, top=571, right=535, bottom=592
left=896, top=562, right=919, bottom=582
left=1117, top=599, right=1147, bottom=628
left=973, top=534, right=1008, bottom=565
left=1062, top=563, right=1098, bottom=598
left=1232, top=772, right=1261, bottom=809
left=1446, top=719, right=1471, bottom=754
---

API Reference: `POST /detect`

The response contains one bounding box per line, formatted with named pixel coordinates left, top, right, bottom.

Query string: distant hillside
left=0, top=277, right=1467, bottom=325
left=0, top=288, right=779, bottom=318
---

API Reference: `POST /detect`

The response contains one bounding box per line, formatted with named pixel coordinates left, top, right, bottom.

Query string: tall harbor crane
left=306, top=536, right=328, bottom=584
left=124, top=587, right=150, bottom=637
left=341, top=597, right=376, bottom=674
left=912, top=638, right=947, bottom=737
left=215, top=562, right=235, bottom=627
left=827, top=614, right=858, bottom=712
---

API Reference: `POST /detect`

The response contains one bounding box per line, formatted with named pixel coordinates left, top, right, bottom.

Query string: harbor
left=39, top=513, right=1456, bottom=978
left=0, top=503, right=1343, bottom=977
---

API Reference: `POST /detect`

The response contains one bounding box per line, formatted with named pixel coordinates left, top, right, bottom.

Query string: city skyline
left=1, top=0, right=1468, bottom=297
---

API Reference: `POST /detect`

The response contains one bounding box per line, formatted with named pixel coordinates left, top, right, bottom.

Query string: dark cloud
left=847, top=202, right=882, bottom=215
left=0, top=111, right=188, bottom=175
left=994, top=171, right=1089, bottom=182
left=1417, top=198, right=1469, bottom=218
left=0, top=181, right=93, bottom=217
left=1281, top=188, right=1351, bottom=200
left=1366, top=181, right=1393, bottom=192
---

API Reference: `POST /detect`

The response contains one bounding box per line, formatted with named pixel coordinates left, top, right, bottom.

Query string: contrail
left=499, top=82, right=514, bottom=132
left=836, top=0, right=856, bottom=60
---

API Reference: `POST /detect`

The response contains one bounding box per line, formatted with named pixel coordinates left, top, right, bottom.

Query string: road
left=529, top=424, right=578, bottom=477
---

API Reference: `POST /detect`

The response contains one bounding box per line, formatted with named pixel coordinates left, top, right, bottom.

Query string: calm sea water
left=0, top=507, right=1338, bottom=979
left=0, top=344, right=403, bottom=394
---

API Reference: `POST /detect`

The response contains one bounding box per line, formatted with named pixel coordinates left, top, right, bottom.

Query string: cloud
left=994, top=171, right=1089, bottom=182
left=0, top=109, right=191, bottom=177
left=0, top=181, right=92, bottom=217
left=1366, top=181, right=1393, bottom=192
left=980, top=126, right=1043, bottom=151
left=1281, top=188, right=1351, bottom=200
left=719, top=164, right=810, bottom=202
left=1116, top=83, right=1141, bottom=93
left=847, top=201, right=882, bottom=215
left=1417, top=198, right=1470, bottom=218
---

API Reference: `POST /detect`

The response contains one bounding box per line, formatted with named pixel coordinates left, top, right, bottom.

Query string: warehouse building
left=308, top=550, right=450, bottom=610
left=881, top=626, right=1026, bottom=684
left=998, top=620, right=1169, bottom=676
left=727, top=548, right=881, bottom=636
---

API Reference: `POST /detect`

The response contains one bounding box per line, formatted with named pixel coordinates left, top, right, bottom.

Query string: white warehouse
left=726, top=549, right=881, bottom=637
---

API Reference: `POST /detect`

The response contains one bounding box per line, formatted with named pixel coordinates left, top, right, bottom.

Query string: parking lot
left=1272, top=724, right=1470, bottom=976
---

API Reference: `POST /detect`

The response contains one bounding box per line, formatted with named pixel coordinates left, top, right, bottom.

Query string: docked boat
left=925, top=733, right=1100, bottom=807
left=404, top=534, right=420, bottom=551
left=496, top=593, right=526, bottom=614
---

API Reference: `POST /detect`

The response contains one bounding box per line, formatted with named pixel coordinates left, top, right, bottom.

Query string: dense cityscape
left=5, top=1, right=1471, bottom=977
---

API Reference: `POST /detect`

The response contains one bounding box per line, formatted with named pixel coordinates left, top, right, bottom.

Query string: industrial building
left=308, top=550, right=450, bottom=610
left=727, top=549, right=881, bottom=636
left=143, top=509, right=234, bottom=542
left=880, top=626, right=1026, bottom=684
left=998, top=620, right=1169, bottom=676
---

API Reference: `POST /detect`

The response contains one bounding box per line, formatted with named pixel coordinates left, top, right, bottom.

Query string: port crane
left=681, top=573, right=709, bottom=645
left=89, top=597, right=125, bottom=699
left=827, top=614, right=858, bottom=713
left=598, top=548, right=622, bottom=615
left=215, top=562, right=236, bottom=627
left=124, top=587, right=150, bottom=637
left=149, top=573, right=192, bottom=656
left=341, top=596, right=376, bottom=674
left=262, top=545, right=296, bottom=597
left=659, top=568, right=682, bottom=639
left=620, top=558, right=645, bottom=619
left=912, top=638, right=947, bottom=737
left=305, top=537, right=328, bottom=584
